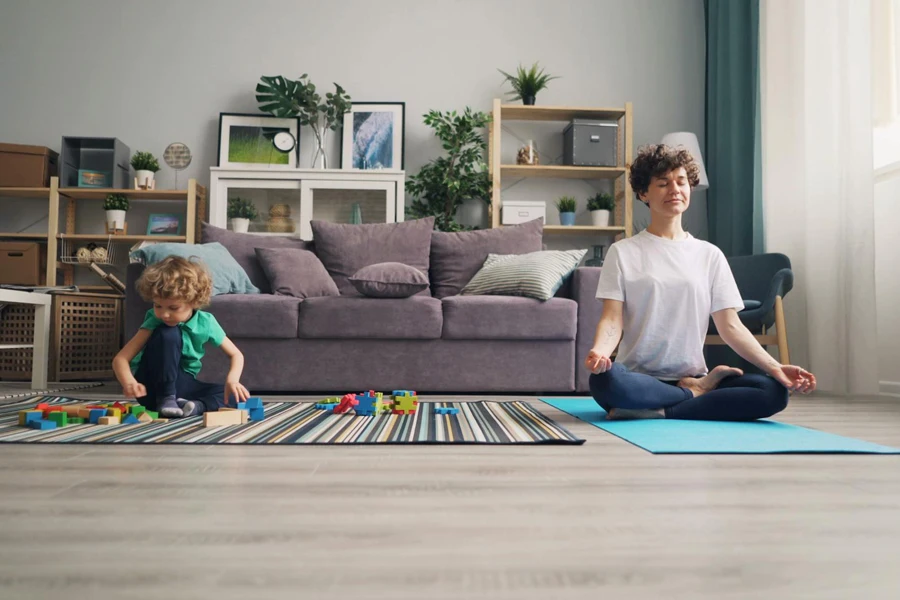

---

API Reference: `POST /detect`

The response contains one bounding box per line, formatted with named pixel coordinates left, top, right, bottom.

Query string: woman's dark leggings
left=589, top=363, right=789, bottom=421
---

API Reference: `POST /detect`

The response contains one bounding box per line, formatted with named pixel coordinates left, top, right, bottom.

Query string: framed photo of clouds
left=341, top=102, right=405, bottom=170
left=217, top=112, right=300, bottom=170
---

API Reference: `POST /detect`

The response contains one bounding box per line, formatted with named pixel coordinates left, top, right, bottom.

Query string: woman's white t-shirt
left=595, top=230, right=744, bottom=380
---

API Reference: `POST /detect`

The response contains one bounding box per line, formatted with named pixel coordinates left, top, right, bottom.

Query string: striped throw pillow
left=460, top=249, right=587, bottom=301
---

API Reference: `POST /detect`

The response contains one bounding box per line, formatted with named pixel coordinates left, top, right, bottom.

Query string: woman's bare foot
left=677, top=365, right=744, bottom=398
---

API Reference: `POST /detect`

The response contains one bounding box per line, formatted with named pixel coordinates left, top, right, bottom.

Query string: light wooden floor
left=0, top=382, right=898, bottom=600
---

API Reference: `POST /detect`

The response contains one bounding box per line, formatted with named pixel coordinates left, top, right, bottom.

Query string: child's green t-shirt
left=130, top=309, right=226, bottom=376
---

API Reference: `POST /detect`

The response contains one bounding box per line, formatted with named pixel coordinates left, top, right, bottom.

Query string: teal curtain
left=705, top=0, right=764, bottom=256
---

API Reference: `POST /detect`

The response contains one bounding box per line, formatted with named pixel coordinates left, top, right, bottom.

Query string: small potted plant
left=587, top=192, right=615, bottom=227
left=131, top=151, right=160, bottom=189
left=227, top=197, right=258, bottom=233
left=554, top=196, right=577, bottom=226
left=498, top=62, right=560, bottom=105
left=103, top=193, right=129, bottom=234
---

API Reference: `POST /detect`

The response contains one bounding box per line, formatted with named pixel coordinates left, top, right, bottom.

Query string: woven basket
left=266, top=217, right=295, bottom=233
left=269, top=204, right=291, bottom=218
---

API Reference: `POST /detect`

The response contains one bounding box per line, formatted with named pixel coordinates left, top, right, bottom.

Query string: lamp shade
left=660, top=132, right=709, bottom=191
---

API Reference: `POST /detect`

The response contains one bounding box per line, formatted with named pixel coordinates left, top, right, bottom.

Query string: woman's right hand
left=585, top=349, right=613, bottom=374
left=123, top=380, right=147, bottom=399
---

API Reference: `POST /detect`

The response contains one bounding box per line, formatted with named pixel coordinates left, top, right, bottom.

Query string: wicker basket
left=0, top=292, right=122, bottom=381
left=266, top=217, right=296, bottom=233
left=269, top=203, right=291, bottom=218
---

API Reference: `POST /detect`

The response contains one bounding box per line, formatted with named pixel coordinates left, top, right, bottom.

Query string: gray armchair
left=706, top=253, right=794, bottom=363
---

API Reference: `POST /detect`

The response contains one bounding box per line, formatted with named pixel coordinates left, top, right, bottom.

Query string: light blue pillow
left=130, top=242, right=260, bottom=296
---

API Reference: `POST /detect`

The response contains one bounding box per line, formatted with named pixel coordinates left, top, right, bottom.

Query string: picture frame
left=340, top=102, right=405, bottom=170
left=217, top=112, right=300, bottom=170
left=146, top=213, right=183, bottom=236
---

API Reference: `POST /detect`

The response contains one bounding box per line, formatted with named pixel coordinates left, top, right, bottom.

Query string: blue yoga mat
left=541, top=398, right=900, bottom=454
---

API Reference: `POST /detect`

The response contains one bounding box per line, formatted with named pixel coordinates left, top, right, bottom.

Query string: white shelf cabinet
left=209, top=168, right=405, bottom=240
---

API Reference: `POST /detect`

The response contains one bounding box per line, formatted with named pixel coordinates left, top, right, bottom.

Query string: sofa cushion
left=207, top=294, right=302, bottom=339
left=129, top=242, right=259, bottom=296
left=461, top=249, right=587, bottom=301
left=349, top=262, right=430, bottom=298
left=255, top=247, right=340, bottom=299
left=201, top=222, right=312, bottom=293
left=310, top=217, right=435, bottom=297
left=429, top=218, right=544, bottom=298
left=298, top=296, right=442, bottom=339
left=441, top=295, right=577, bottom=340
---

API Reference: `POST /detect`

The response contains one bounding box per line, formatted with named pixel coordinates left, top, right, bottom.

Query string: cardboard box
left=0, top=242, right=44, bottom=285
left=502, top=200, right=546, bottom=225
left=0, top=143, right=59, bottom=187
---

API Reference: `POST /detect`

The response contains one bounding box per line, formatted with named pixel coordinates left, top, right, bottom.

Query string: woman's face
left=640, top=166, right=691, bottom=217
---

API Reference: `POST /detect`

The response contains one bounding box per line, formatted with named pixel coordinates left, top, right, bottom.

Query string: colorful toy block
left=68, top=417, right=86, bottom=425
left=392, top=393, right=419, bottom=415
left=62, top=405, right=85, bottom=416
left=236, top=402, right=247, bottom=410
left=88, top=409, right=107, bottom=424
left=122, top=414, right=141, bottom=425
left=129, top=405, right=146, bottom=416
left=248, top=407, right=264, bottom=422
left=203, top=410, right=244, bottom=427
left=98, top=416, right=120, bottom=425
left=434, top=407, right=460, bottom=415
left=354, top=391, right=379, bottom=416
left=315, top=403, right=336, bottom=412
left=42, top=406, right=64, bottom=418
left=319, top=397, right=340, bottom=405
left=137, top=412, right=153, bottom=423
left=47, top=412, right=68, bottom=427
left=146, top=410, right=159, bottom=419
left=18, top=410, right=43, bottom=426
left=333, top=393, right=358, bottom=415
left=35, top=403, right=50, bottom=411
left=392, top=390, right=417, bottom=398
left=106, top=407, right=122, bottom=419
left=245, top=397, right=263, bottom=410
left=77, top=408, right=92, bottom=419
left=29, top=419, right=57, bottom=430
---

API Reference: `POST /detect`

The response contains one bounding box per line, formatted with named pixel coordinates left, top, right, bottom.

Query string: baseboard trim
left=880, top=381, right=900, bottom=398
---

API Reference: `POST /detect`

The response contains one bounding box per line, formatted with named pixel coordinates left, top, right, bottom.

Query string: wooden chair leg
left=774, top=295, right=790, bottom=364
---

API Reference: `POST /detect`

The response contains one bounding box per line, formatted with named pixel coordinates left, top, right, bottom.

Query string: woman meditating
left=586, top=144, right=816, bottom=420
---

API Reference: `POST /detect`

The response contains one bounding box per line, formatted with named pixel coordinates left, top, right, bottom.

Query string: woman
left=586, top=144, right=816, bottom=420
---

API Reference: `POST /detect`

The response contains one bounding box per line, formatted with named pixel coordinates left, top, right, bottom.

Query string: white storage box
left=502, top=200, right=546, bottom=225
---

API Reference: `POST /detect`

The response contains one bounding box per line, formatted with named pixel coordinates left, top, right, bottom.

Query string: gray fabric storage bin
left=562, top=120, right=617, bottom=167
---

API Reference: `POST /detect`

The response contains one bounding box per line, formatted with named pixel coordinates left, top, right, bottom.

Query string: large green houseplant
left=256, top=74, right=352, bottom=168
left=407, top=108, right=492, bottom=232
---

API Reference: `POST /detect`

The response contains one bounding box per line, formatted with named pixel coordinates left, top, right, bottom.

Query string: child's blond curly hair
left=136, top=256, right=213, bottom=307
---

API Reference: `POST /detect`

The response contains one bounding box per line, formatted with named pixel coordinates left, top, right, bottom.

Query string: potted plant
left=498, top=62, right=560, bottom=105
left=587, top=192, right=615, bottom=227
left=227, top=197, right=258, bottom=233
left=103, top=193, right=129, bottom=233
left=131, top=151, right=160, bottom=189
left=555, top=196, right=577, bottom=226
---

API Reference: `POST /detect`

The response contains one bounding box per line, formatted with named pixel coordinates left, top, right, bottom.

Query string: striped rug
left=0, top=396, right=584, bottom=445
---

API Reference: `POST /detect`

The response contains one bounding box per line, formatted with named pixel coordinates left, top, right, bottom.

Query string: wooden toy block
left=153, top=418, right=169, bottom=423
left=42, top=406, right=64, bottom=418
left=129, top=405, right=146, bottom=416
left=146, top=410, right=159, bottom=419
left=29, top=420, right=57, bottom=430
left=392, top=394, right=419, bottom=415
left=19, top=410, right=43, bottom=426
left=203, top=410, right=244, bottom=427
left=98, top=416, right=120, bottom=425
left=106, top=407, right=122, bottom=419
left=333, top=393, right=358, bottom=415
left=122, top=414, right=141, bottom=425
left=68, top=417, right=86, bottom=425
left=35, top=403, right=50, bottom=411
left=137, top=412, right=153, bottom=423
left=77, top=408, right=92, bottom=419
left=88, top=409, right=107, bottom=424
left=245, top=397, right=263, bottom=410
left=62, top=405, right=85, bottom=416
left=248, top=407, right=264, bottom=421
left=47, top=412, right=68, bottom=427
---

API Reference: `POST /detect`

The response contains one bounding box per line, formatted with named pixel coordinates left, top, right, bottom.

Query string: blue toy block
left=245, top=397, right=263, bottom=410
left=29, top=419, right=57, bottom=430
left=354, top=392, right=378, bottom=417
left=435, top=407, right=460, bottom=415
left=88, top=409, right=107, bottom=424
left=122, top=414, right=141, bottom=424
left=315, top=404, right=335, bottom=412
left=248, top=407, right=265, bottom=421
left=236, top=402, right=247, bottom=410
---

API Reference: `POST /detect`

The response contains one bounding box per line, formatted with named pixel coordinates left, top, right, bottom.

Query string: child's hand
left=225, top=380, right=250, bottom=405
left=585, top=349, right=612, bottom=374
left=123, top=380, right=147, bottom=399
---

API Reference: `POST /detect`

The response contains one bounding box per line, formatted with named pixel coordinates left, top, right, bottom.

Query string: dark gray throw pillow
left=254, top=247, right=340, bottom=299
left=349, top=262, right=430, bottom=298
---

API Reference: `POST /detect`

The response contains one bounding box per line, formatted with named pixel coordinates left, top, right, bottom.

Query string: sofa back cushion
left=254, top=247, right=340, bottom=299
left=429, top=218, right=544, bottom=298
left=129, top=242, right=259, bottom=296
left=201, top=222, right=312, bottom=293
left=310, top=217, right=435, bottom=296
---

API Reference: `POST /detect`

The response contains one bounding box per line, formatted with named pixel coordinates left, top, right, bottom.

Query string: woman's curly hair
left=629, top=143, right=701, bottom=199
left=135, top=256, right=213, bottom=307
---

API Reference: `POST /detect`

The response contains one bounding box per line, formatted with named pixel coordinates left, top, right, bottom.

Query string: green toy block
left=129, top=405, right=146, bottom=416
left=68, top=417, right=86, bottom=425
left=320, top=397, right=341, bottom=405
left=146, top=410, right=159, bottom=419
left=47, top=411, right=68, bottom=427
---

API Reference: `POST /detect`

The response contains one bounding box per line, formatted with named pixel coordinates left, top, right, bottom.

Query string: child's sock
left=181, top=400, right=206, bottom=417
left=158, top=395, right=183, bottom=418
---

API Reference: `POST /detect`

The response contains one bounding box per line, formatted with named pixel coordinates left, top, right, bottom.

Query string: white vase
left=135, top=170, right=155, bottom=189
left=105, top=209, right=126, bottom=230
left=591, top=210, right=611, bottom=227
left=231, top=218, right=250, bottom=233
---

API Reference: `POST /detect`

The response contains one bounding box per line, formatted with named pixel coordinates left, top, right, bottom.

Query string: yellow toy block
left=106, top=407, right=122, bottom=418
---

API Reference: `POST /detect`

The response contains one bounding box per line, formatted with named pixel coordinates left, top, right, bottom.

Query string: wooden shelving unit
left=489, top=99, right=634, bottom=237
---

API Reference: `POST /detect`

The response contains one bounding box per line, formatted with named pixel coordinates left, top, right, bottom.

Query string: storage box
left=562, top=120, right=618, bottom=167
left=0, top=292, right=123, bottom=381
left=0, top=242, right=44, bottom=285
left=0, top=143, right=59, bottom=187
left=59, top=137, right=130, bottom=189
left=502, top=200, right=546, bottom=225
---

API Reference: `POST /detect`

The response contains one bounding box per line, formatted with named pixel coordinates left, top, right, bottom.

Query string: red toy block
left=333, top=393, right=359, bottom=414
left=35, top=403, right=50, bottom=411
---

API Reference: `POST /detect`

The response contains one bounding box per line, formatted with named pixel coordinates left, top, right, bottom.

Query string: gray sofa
left=125, top=219, right=603, bottom=394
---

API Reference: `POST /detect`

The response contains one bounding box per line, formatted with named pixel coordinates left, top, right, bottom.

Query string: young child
left=112, top=256, right=250, bottom=417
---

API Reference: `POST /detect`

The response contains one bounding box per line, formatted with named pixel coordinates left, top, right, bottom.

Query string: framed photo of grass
left=146, top=213, right=183, bottom=236
left=217, top=113, right=300, bottom=169
left=340, top=102, right=405, bottom=170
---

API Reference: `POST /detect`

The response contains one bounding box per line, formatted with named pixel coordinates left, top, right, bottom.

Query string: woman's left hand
left=769, top=364, right=816, bottom=394
left=225, top=380, right=250, bottom=405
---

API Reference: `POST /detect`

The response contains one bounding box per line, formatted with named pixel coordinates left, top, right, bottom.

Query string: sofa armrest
left=125, top=263, right=151, bottom=339
left=572, top=267, right=603, bottom=393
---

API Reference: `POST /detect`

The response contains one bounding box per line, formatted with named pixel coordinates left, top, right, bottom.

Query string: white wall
left=0, top=0, right=708, bottom=243
left=875, top=172, right=900, bottom=396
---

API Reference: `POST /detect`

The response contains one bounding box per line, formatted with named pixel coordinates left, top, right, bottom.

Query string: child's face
left=152, top=297, right=195, bottom=327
